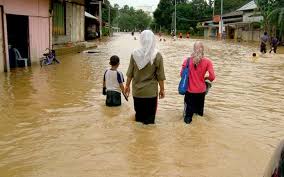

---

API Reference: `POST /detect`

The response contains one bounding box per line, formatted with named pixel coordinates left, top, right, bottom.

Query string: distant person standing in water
left=180, top=41, right=215, bottom=124
left=125, top=30, right=166, bottom=125
left=171, top=30, right=174, bottom=37
left=270, top=36, right=279, bottom=53
left=186, top=32, right=190, bottom=39
left=260, top=32, right=269, bottom=54
left=171, top=30, right=176, bottom=40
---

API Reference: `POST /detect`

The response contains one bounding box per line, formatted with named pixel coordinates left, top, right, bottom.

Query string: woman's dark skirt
left=184, top=92, right=206, bottom=123
left=133, top=97, right=158, bottom=124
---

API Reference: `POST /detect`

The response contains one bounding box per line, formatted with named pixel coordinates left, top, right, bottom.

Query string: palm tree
left=268, top=7, right=284, bottom=37
left=255, top=0, right=284, bottom=38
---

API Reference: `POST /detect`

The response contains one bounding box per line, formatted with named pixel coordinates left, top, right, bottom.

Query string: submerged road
left=0, top=33, right=284, bottom=177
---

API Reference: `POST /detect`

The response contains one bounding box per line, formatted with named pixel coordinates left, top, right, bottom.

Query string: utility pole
left=212, top=0, right=215, bottom=17
left=220, top=0, right=223, bottom=39
left=175, top=0, right=177, bottom=36
left=108, top=5, right=111, bottom=37
left=99, top=1, right=102, bottom=39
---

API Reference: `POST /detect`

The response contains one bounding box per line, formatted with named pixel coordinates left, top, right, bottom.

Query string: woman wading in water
left=180, top=41, right=215, bottom=124
left=125, top=30, right=166, bottom=125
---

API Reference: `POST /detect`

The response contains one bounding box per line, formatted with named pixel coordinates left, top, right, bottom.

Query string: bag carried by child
left=178, top=58, right=190, bottom=95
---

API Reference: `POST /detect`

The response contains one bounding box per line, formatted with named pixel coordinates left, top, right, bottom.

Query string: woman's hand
left=158, top=80, right=165, bottom=99
left=159, top=89, right=165, bottom=99
left=124, top=86, right=130, bottom=98
left=125, top=77, right=132, bottom=98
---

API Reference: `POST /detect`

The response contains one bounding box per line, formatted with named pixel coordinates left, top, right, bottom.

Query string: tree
left=113, top=5, right=152, bottom=31
left=114, top=4, right=120, bottom=9
left=153, top=0, right=174, bottom=32
left=176, top=0, right=212, bottom=33
left=268, top=7, right=284, bottom=37
left=153, top=0, right=212, bottom=34
left=172, top=0, right=188, bottom=4
left=102, top=0, right=119, bottom=25
left=208, top=0, right=213, bottom=7
left=135, top=10, right=153, bottom=30
left=255, top=0, right=284, bottom=38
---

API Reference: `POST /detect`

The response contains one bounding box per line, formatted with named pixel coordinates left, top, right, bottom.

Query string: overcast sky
left=109, top=0, right=160, bottom=9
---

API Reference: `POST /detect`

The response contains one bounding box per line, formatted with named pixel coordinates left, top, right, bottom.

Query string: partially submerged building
left=0, top=0, right=51, bottom=72
left=52, top=0, right=85, bottom=45
left=0, top=0, right=103, bottom=73
left=202, top=0, right=263, bottom=42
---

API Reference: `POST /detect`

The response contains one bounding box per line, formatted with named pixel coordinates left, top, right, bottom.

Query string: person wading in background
left=270, top=36, right=280, bottom=54
left=260, top=32, right=270, bottom=54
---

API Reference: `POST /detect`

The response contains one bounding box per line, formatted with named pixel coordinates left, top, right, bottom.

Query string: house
left=203, top=11, right=243, bottom=39
left=0, top=0, right=51, bottom=72
left=85, top=0, right=105, bottom=39
left=0, top=0, right=102, bottom=73
left=52, top=0, right=85, bottom=45
left=85, top=0, right=101, bottom=40
left=202, top=0, right=263, bottom=42
left=235, top=0, right=264, bottom=41
left=0, top=0, right=93, bottom=73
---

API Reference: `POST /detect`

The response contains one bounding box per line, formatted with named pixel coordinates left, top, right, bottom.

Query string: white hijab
left=133, top=30, right=158, bottom=70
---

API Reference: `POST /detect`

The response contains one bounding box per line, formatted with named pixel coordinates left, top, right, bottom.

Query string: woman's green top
left=126, top=52, right=166, bottom=98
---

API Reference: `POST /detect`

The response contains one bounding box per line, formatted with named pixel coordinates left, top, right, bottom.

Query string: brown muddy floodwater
left=0, top=33, right=284, bottom=177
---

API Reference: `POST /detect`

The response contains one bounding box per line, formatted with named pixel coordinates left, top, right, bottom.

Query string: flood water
left=0, top=33, right=284, bottom=177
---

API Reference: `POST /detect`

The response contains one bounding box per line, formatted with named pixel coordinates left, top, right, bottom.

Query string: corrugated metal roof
left=223, top=10, right=243, bottom=17
left=85, top=12, right=99, bottom=20
left=237, top=0, right=258, bottom=11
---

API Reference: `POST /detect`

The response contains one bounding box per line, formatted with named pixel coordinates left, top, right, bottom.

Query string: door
left=29, top=17, right=50, bottom=62
left=6, top=14, right=29, bottom=68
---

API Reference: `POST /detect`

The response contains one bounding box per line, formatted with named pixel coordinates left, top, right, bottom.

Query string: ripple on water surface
left=0, top=34, right=283, bottom=177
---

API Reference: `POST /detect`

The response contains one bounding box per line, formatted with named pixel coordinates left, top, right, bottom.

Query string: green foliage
left=255, top=0, right=284, bottom=37
left=102, top=27, right=110, bottom=36
left=101, top=1, right=152, bottom=32
left=177, top=0, right=212, bottom=32
left=153, top=0, right=173, bottom=32
left=172, top=0, right=188, bottom=4
left=113, top=5, right=152, bottom=31
left=153, top=0, right=212, bottom=34
left=102, top=0, right=119, bottom=25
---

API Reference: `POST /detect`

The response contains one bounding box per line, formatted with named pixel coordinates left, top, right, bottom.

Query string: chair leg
left=24, top=60, right=27, bottom=67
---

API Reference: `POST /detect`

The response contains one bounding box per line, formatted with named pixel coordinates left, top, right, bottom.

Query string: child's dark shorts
left=106, top=91, right=121, bottom=107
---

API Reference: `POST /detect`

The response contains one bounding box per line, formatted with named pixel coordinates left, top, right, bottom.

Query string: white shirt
left=104, top=69, right=124, bottom=93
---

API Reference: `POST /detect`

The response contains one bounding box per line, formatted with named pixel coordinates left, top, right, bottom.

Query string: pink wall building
left=0, top=0, right=50, bottom=72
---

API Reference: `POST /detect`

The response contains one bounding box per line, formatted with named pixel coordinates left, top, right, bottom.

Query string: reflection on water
left=0, top=33, right=284, bottom=177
